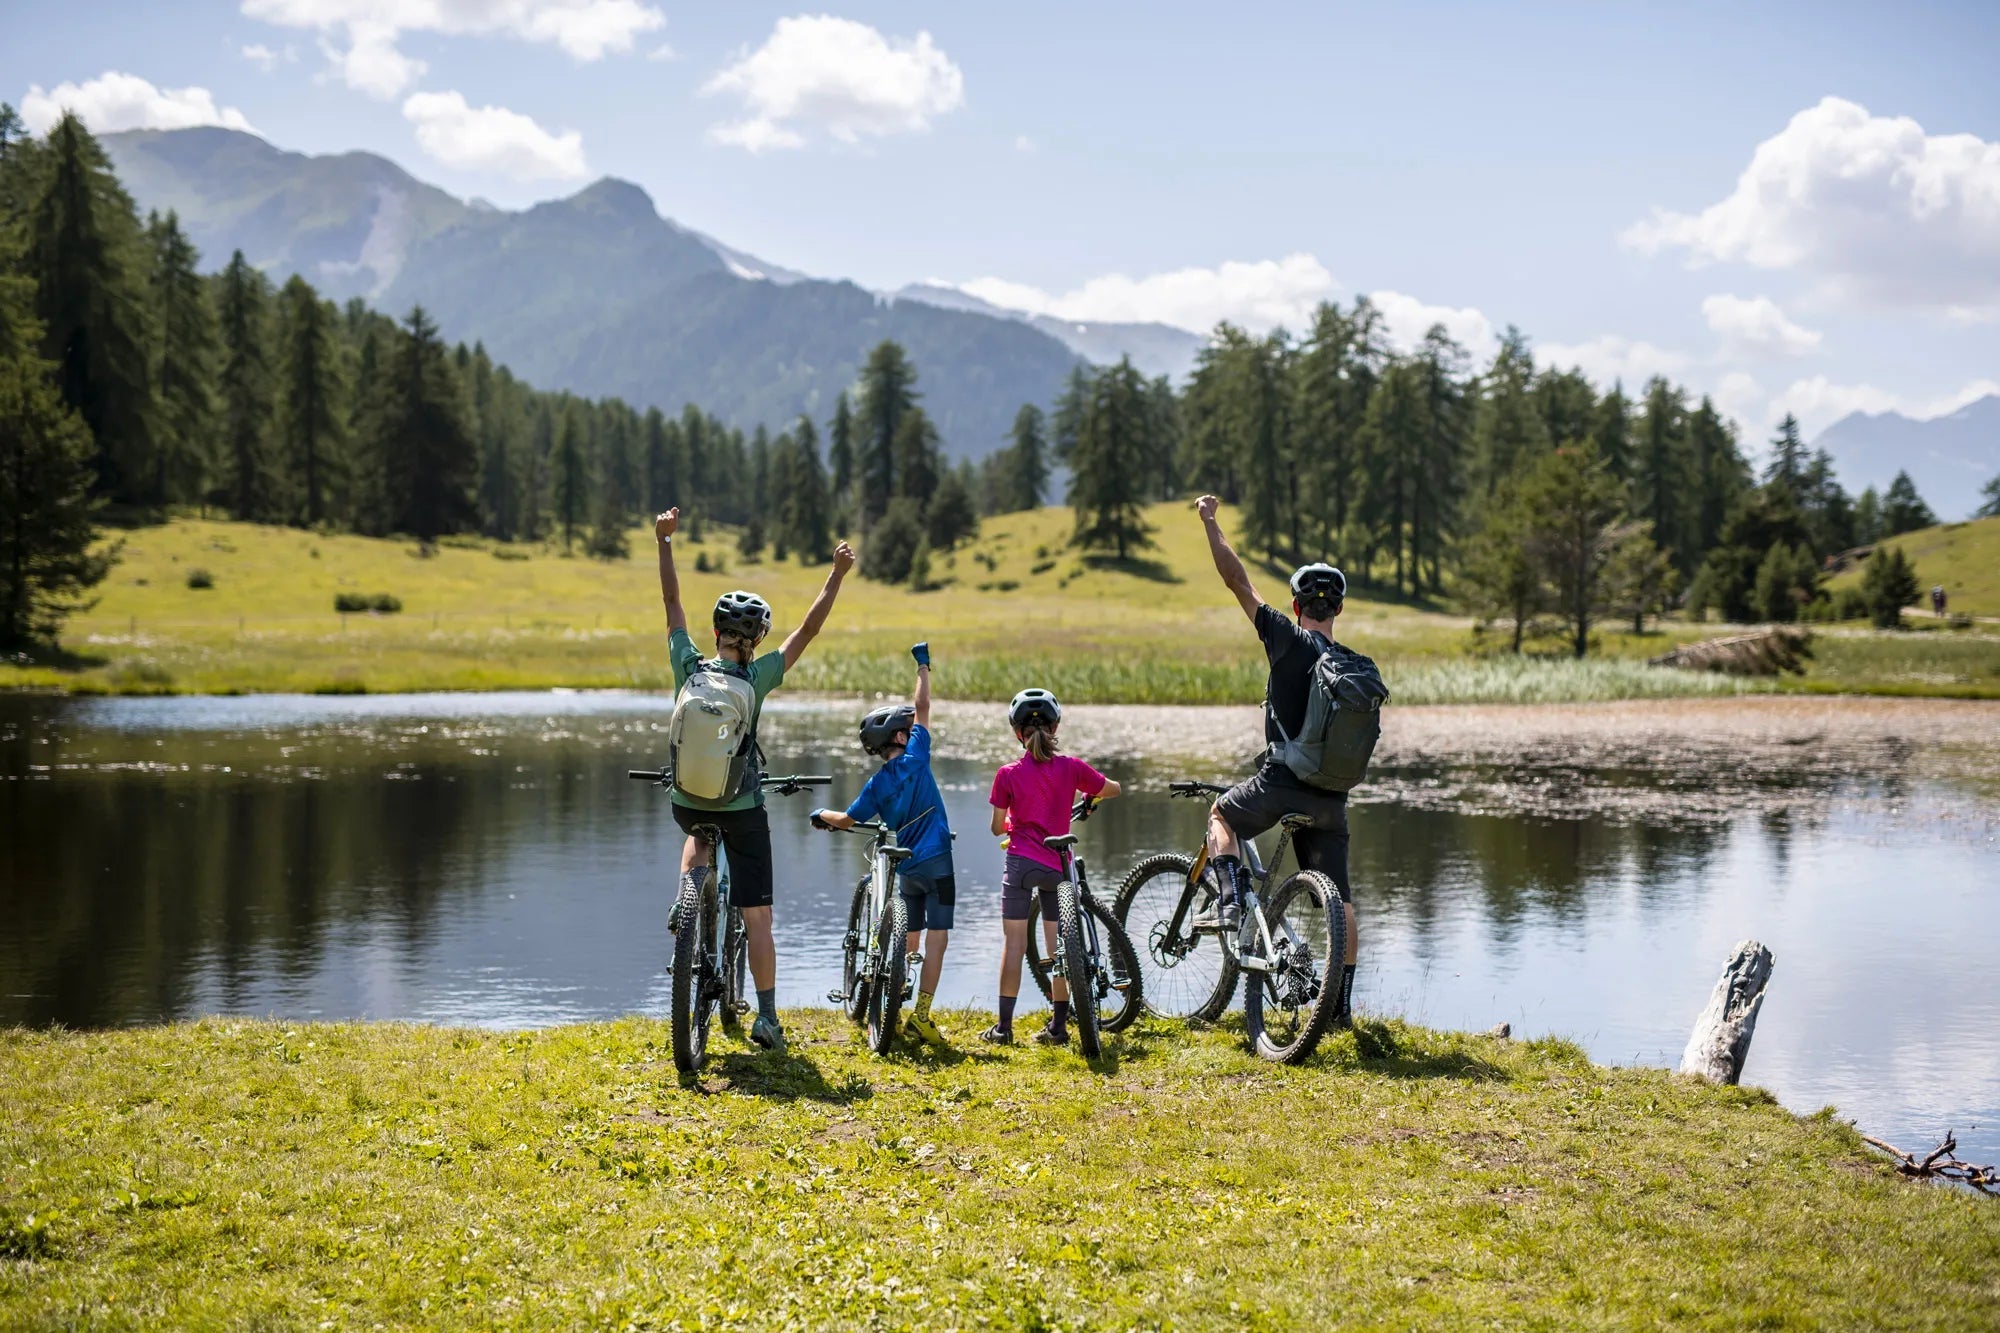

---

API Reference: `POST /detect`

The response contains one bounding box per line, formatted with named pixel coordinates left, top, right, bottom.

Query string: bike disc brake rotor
left=1147, top=920, right=1193, bottom=968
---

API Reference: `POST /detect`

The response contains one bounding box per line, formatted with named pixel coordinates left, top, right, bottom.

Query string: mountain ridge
left=100, top=126, right=1083, bottom=459
left=1810, top=394, right=1999, bottom=520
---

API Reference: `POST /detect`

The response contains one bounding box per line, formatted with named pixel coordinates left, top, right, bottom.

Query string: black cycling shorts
left=898, top=854, right=956, bottom=931
left=671, top=801, right=774, bottom=909
left=1000, top=853, right=1063, bottom=922
left=1214, top=764, right=1352, bottom=898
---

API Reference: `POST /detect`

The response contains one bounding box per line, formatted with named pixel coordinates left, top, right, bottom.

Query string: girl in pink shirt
left=983, top=689, right=1121, bottom=1045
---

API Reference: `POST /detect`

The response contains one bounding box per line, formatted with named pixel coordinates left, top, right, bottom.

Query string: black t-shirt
left=1255, top=604, right=1334, bottom=749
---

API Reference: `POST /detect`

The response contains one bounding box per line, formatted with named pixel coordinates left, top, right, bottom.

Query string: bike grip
left=628, top=770, right=664, bottom=781
left=809, top=811, right=831, bottom=830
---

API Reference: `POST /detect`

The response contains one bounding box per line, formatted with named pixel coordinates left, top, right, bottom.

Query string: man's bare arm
left=654, top=509, right=686, bottom=633
left=780, top=542, right=856, bottom=671
left=1195, top=495, right=1263, bottom=622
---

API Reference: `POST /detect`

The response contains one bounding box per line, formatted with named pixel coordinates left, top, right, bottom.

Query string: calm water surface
left=4, top=691, right=1995, bottom=1162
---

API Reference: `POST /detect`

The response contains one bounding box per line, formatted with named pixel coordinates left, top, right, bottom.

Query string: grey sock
left=757, top=987, right=778, bottom=1023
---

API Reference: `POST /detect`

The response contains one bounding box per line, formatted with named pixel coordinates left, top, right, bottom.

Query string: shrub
left=862, top=498, right=925, bottom=584
left=1030, top=558, right=1057, bottom=575
left=1860, top=545, right=1920, bottom=629
left=491, top=548, right=530, bottom=562
left=335, top=593, right=403, bottom=614
left=694, top=550, right=724, bottom=574
left=371, top=594, right=402, bottom=614
left=185, top=568, right=214, bottom=590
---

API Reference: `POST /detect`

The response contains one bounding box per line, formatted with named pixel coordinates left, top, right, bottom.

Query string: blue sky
left=7, top=1, right=1998, bottom=452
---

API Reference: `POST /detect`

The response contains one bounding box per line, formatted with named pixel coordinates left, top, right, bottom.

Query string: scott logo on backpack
left=667, top=660, right=758, bottom=802
left=1269, top=636, right=1389, bottom=792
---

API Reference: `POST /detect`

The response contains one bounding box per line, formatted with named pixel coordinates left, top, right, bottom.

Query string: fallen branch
left=1650, top=627, right=1813, bottom=676
left=1861, top=1131, right=2000, bottom=1195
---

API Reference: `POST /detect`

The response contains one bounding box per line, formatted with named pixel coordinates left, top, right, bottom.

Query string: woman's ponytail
left=1021, top=724, right=1061, bottom=762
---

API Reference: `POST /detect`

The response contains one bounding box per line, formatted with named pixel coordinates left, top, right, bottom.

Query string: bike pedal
left=826, top=989, right=846, bottom=1004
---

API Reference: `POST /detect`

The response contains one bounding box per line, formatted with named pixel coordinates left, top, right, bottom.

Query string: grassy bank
left=4, top=505, right=1995, bottom=703
left=3, top=1014, right=1995, bottom=1328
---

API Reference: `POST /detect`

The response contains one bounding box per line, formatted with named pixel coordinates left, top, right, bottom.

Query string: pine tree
left=1861, top=545, right=1919, bottom=628
left=1001, top=403, right=1049, bottom=512
left=216, top=251, right=281, bottom=521
left=1290, top=301, right=1376, bottom=554
left=0, top=290, right=116, bottom=647
left=891, top=406, right=942, bottom=508
left=643, top=407, right=676, bottom=515
left=378, top=306, right=478, bottom=546
left=1977, top=475, right=2000, bottom=520
left=1358, top=360, right=1423, bottom=594
left=856, top=341, right=917, bottom=525
left=1470, top=327, right=1547, bottom=498
left=1797, top=448, right=1854, bottom=556
left=1532, top=367, right=1597, bottom=454
left=827, top=390, right=854, bottom=530
left=1070, top=357, right=1155, bottom=560
left=145, top=211, right=215, bottom=506
left=926, top=465, right=979, bottom=551
left=1631, top=376, right=1690, bottom=569
left=1592, top=381, right=1632, bottom=482
left=1881, top=471, right=1936, bottom=536
left=523, top=402, right=554, bottom=542
left=781, top=416, right=833, bottom=563
left=1146, top=373, right=1181, bottom=501
left=862, top=496, right=925, bottom=583
left=1854, top=485, right=1883, bottom=543
left=1517, top=439, right=1635, bottom=658
left=1412, top=325, right=1471, bottom=593
left=1459, top=474, right=1542, bottom=653
left=27, top=114, right=155, bottom=503
left=1762, top=414, right=1809, bottom=493
left=1051, top=362, right=1091, bottom=468
left=1685, top=396, right=1744, bottom=561
left=740, top=427, right=772, bottom=559
left=276, top=275, right=345, bottom=527
left=552, top=405, right=587, bottom=551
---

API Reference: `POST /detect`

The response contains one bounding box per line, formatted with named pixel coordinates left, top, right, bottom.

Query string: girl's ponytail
left=1022, top=723, right=1061, bottom=763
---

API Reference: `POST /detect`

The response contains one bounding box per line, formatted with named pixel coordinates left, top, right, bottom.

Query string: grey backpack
left=1270, top=636, right=1389, bottom=792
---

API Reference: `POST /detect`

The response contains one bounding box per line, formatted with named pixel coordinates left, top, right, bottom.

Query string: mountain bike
left=1114, top=779, right=1346, bottom=1064
left=816, top=816, right=918, bottom=1056
left=628, top=769, right=830, bottom=1073
left=1022, top=797, right=1144, bottom=1057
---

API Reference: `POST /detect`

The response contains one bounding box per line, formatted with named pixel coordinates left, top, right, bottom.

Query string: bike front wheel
left=1027, top=892, right=1144, bottom=1035
left=1057, top=883, right=1101, bottom=1059
left=866, top=894, right=909, bottom=1055
left=670, top=873, right=716, bottom=1073
left=1114, top=853, right=1236, bottom=1022
left=1244, top=870, right=1344, bottom=1065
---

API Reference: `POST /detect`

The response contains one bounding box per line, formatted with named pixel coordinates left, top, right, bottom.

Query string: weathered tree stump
left=1679, top=939, right=1774, bottom=1084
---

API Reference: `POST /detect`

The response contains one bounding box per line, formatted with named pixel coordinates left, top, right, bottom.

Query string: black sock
left=1051, top=1000, right=1070, bottom=1034
left=998, top=994, right=1017, bottom=1032
left=1212, top=856, right=1243, bottom=908
left=757, top=987, right=778, bottom=1023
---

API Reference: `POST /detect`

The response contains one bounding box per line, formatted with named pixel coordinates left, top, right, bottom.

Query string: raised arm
left=911, top=642, right=931, bottom=727
left=780, top=541, right=856, bottom=671
left=1196, top=495, right=1263, bottom=623
left=654, top=509, right=686, bottom=633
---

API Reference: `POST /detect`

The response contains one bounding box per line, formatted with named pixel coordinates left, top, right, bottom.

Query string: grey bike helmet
left=1289, top=563, right=1346, bottom=616
left=858, top=703, right=916, bottom=756
left=713, top=590, right=772, bottom=640
left=1008, top=688, right=1062, bottom=730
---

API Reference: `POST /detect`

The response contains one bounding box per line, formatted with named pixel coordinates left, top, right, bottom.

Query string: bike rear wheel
left=841, top=876, right=871, bottom=1024
left=1114, top=853, right=1236, bottom=1022
left=1058, top=883, right=1101, bottom=1058
left=1244, top=870, right=1344, bottom=1065
left=866, top=894, right=909, bottom=1055
left=670, top=873, right=716, bottom=1073
left=1028, top=893, right=1144, bottom=1034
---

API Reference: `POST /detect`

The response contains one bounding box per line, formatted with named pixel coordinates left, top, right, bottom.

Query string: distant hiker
left=1194, top=495, right=1385, bottom=1028
left=1933, top=585, right=1947, bottom=617
left=812, top=644, right=955, bottom=1046
left=982, top=688, right=1121, bottom=1046
left=654, top=507, right=855, bottom=1054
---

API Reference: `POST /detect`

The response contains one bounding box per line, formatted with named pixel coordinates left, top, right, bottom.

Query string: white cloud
left=703, top=15, right=963, bottom=152
left=1622, top=96, right=2000, bottom=316
left=21, top=71, right=257, bottom=135
left=1014, top=134, right=1036, bottom=154
left=1366, top=290, right=1497, bottom=360
left=1701, top=293, right=1822, bottom=357
left=1537, top=334, right=1693, bottom=387
left=243, top=0, right=665, bottom=98
left=401, top=90, right=587, bottom=182
left=645, top=41, right=675, bottom=61
left=956, top=254, right=1335, bottom=335
left=1767, top=375, right=2000, bottom=439
left=240, top=43, right=297, bottom=71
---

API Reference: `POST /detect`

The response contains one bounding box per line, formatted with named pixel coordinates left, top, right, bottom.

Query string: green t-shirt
left=668, top=626, right=787, bottom=811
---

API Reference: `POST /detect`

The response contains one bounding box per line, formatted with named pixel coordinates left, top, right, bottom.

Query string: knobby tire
left=1114, top=852, right=1237, bottom=1022
left=1058, top=882, right=1101, bottom=1059
left=867, top=894, right=909, bottom=1055
left=1243, top=870, right=1344, bottom=1065
left=670, top=873, right=714, bottom=1073
left=842, top=876, right=871, bottom=1024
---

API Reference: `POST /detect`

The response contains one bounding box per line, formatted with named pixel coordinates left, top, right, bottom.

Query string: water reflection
left=3, top=692, right=1995, bottom=1163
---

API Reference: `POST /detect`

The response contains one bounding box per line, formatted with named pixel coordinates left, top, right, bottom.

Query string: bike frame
left=1161, top=783, right=1310, bottom=979
left=831, top=819, right=910, bottom=1003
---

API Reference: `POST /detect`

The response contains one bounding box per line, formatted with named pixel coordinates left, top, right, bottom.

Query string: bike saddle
left=883, top=845, right=915, bottom=862
left=1279, top=814, right=1316, bottom=830
left=1042, top=834, right=1081, bottom=851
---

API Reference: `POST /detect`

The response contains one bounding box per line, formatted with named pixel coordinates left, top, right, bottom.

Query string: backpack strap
left=1268, top=631, right=1336, bottom=746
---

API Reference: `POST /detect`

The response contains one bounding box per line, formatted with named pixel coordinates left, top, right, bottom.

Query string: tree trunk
left=1679, top=939, right=1773, bottom=1084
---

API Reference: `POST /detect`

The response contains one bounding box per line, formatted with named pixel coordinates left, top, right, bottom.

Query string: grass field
left=3, top=503, right=1996, bottom=702
left=3, top=1014, right=1995, bottom=1329
left=1826, top=513, right=2000, bottom=617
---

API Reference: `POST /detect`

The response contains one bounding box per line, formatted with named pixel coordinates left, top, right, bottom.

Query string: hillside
left=1827, top=513, right=2000, bottom=615
left=1811, top=395, right=2000, bottom=521
left=101, top=127, right=1082, bottom=459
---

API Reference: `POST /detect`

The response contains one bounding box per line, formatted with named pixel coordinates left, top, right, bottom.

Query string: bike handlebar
left=627, top=770, right=830, bottom=793
left=1169, top=780, right=1231, bottom=799
left=1071, top=795, right=1098, bottom=821
left=628, top=769, right=664, bottom=781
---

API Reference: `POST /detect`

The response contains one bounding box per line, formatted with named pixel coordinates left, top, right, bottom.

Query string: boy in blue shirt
left=812, top=643, right=954, bottom=1044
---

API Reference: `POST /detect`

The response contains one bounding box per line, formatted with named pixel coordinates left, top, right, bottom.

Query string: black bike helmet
left=1008, top=688, right=1062, bottom=731
left=858, top=703, right=917, bottom=756
left=1289, top=563, right=1347, bottom=616
left=713, top=590, right=772, bottom=640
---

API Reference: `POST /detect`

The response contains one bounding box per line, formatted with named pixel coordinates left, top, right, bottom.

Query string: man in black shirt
left=1195, top=494, right=1359, bottom=1025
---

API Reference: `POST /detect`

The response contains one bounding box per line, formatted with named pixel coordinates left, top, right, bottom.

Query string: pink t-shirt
left=989, top=754, right=1109, bottom=870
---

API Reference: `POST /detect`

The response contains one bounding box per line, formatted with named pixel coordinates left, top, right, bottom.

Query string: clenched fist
left=832, top=541, right=856, bottom=575
left=654, top=508, right=679, bottom=541
left=1195, top=495, right=1220, bottom=523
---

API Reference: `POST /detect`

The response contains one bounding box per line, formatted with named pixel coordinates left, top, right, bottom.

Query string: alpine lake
left=5, top=689, right=1996, bottom=1163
